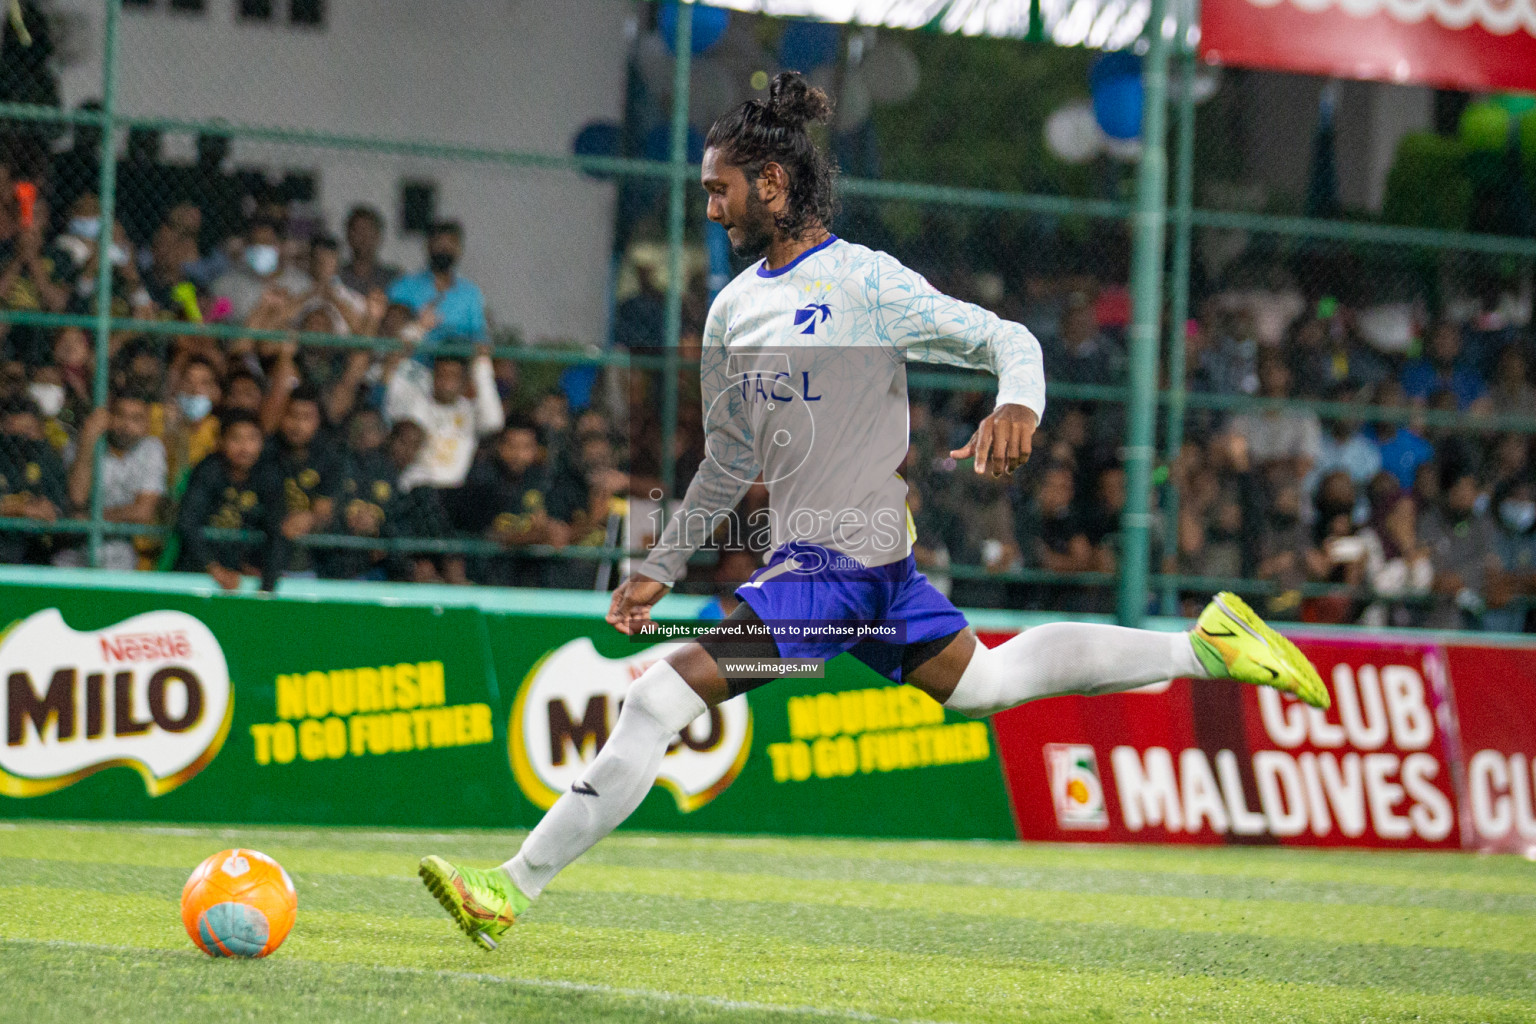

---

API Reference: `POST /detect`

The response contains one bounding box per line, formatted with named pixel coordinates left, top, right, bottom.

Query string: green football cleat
left=1190, top=591, right=1330, bottom=710
left=418, top=855, right=531, bottom=950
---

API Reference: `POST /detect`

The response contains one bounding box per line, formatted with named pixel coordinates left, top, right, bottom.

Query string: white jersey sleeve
left=865, top=252, right=1046, bottom=421
left=638, top=296, right=760, bottom=585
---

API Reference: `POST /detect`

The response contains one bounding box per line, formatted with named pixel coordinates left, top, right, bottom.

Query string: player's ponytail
left=766, top=71, right=833, bottom=129
left=706, top=71, right=839, bottom=239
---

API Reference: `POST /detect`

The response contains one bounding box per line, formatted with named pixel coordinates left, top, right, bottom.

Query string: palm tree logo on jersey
left=794, top=303, right=832, bottom=335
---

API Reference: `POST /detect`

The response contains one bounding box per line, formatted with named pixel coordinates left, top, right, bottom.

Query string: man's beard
left=730, top=188, right=776, bottom=260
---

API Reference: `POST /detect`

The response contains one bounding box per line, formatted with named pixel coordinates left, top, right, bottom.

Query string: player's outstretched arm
left=868, top=251, right=1046, bottom=441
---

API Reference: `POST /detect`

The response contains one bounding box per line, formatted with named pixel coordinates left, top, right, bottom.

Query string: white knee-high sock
left=944, top=623, right=1209, bottom=718
left=503, top=659, right=706, bottom=899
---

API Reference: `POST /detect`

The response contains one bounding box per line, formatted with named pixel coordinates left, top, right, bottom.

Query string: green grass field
left=1, top=821, right=1533, bottom=1024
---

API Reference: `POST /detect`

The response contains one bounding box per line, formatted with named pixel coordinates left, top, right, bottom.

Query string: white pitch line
left=3, top=938, right=964, bottom=1024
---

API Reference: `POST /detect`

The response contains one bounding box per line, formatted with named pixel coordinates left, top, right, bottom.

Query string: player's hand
left=606, top=573, right=670, bottom=635
left=952, top=403, right=1037, bottom=477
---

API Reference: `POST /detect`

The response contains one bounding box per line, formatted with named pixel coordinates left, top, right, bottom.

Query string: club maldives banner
left=986, top=630, right=1536, bottom=855
left=1200, top=0, right=1536, bottom=93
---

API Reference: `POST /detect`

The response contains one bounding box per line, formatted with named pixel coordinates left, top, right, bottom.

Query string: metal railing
left=0, top=0, right=1532, bottom=627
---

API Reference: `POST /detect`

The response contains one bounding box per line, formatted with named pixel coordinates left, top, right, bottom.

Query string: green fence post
left=659, top=1, right=694, bottom=508
left=86, top=0, right=122, bottom=569
left=1159, top=0, right=1198, bottom=616
left=1117, top=0, right=1172, bottom=627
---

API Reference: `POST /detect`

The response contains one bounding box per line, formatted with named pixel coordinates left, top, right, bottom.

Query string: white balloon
left=1104, top=136, right=1143, bottom=162
left=861, top=39, right=920, bottom=105
left=1044, top=101, right=1105, bottom=165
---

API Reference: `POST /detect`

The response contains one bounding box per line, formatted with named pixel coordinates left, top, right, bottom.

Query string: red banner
left=987, top=629, right=1536, bottom=852
left=1447, top=644, right=1536, bottom=856
left=1199, top=0, right=1536, bottom=93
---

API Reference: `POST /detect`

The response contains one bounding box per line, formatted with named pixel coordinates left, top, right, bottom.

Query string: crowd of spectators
left=0, top=126, right=631, bottom=592
left=2, top=121, right=1535, bottom=633
left=893, top=266, right=1536, bottom=632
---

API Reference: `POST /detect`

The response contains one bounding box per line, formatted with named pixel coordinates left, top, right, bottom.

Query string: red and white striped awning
left=1201, top=0, right=1536, bottom=91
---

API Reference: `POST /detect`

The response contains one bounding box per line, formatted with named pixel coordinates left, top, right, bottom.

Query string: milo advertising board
left=487, top=615, right=1018, bottom=839
left=0, top=583, right=512, bottom=827
left=0, top=579, right=1018, bottom=840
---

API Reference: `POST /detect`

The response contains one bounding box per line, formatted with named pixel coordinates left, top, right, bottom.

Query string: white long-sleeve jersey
left=639, top=235, right=1046, bottom=584
left=384, top=354, right=505, bottom=491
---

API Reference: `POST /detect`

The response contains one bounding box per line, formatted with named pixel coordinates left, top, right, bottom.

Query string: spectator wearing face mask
left=1485, top=478, right=1536, bottom=633
left=56, top=391, right=165, bottom=571
left=48, top=102, right=103, bottom=234
left=211, top=217, right=309, bottom=322
left=47, top=193, right=154, bottom=321
left=386, top=220, right=486, bottom=350
left=165, top=355, right=222, bottom=480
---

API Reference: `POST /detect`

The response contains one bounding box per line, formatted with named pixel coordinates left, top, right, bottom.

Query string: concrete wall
left=48, top=0, right=634, bottom=344
left=1237, top=69, right=1433, bottom=214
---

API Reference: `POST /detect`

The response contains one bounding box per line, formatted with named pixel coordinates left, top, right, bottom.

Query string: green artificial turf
left=0, top=821, right=1532, bottom=1023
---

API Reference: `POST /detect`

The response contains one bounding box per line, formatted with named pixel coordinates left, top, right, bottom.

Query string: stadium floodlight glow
left=704, top=0, right=1149, bottom=48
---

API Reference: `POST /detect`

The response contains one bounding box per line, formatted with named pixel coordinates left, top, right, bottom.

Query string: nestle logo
left=100, top=631, right=193, bottom=663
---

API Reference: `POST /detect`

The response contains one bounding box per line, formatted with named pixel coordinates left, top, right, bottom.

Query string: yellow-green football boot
left=418, top=855, right=530, bottom=950
left=1190, top=592, right=1330, bottom=710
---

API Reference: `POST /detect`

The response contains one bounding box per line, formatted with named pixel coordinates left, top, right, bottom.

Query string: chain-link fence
left=1, top=0, right=1534, bottom=633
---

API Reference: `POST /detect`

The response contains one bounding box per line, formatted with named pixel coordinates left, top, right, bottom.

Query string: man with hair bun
left=419, top=72, right=1330, bottom=949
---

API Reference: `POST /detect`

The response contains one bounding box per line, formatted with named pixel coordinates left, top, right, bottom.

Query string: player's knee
left=942, top=643, right=1005, bottom=718
left=625, top=658, right=709, bottom=733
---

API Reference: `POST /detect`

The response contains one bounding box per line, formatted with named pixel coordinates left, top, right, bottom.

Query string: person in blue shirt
left=1400, top=320, right=1486, bottom=409
left=386, top=220, right=487, bottom=349
left=1367, top=380, right=1434, bottom=488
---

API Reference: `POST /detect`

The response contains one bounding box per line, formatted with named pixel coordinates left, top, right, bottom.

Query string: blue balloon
left=1092, top=66, right=1143, bottom=140
left=778, top=20, right=841, bottom=71
left=572, top=120, right=622, bottom=179
left=658, top=3, right=730, bottom=55
left=1090, top=50, right=1141, bottom=90
left=559, top=364, right=599, bottom=413
left=643, top=123, right=705, bottom=164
